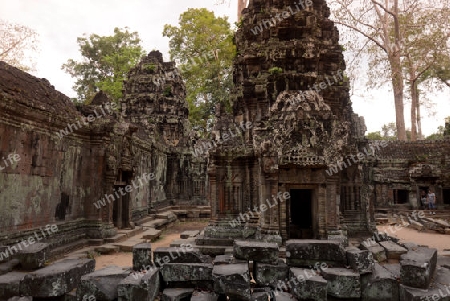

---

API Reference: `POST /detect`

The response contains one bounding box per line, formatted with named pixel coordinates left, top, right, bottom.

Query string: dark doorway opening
left=288, top=189, right=313, bottom=239
left=443, top=189, right=450, bottom=205
left=393, top=189, right=409, bottom=204
left=113, top=170, right=132, bottom=229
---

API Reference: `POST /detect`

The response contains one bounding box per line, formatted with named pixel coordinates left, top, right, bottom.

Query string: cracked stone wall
left=369, top=140, right=450, bottom=209
left=0, top=52, right=208, bottom=242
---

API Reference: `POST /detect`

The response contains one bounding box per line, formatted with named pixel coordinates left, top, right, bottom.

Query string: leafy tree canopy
left=62, top=27, right=145, bottom=104
left=163, top=8, right=236, bottom=132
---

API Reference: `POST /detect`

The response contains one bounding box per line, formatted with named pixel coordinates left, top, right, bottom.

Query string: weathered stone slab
left=361, top=243, right=387, bottom=262
left=162, top=288, right=194, bottom=301
left=0, top=259, right=20, bottom=276
left=253, top=259, right=289, bottom=288
left=132, top=243, right=152, bottom=271
left=77, top=265, right=131, bottom=301
left=180, top=230, right=200, bottom=239
left=153, top=247, right=212, bottom=267
left=0, top=246, right=9, bottom=263
left=212, top=263, right=250, bottom=300
left=16, top=243, right=49, bottom=270
left=379, top=241, right=407, bottom=260
left=0, top=272, right=26, bottom=299
left=118, top=266, right=160, bottom=301
left=273, top=292, right=298, bottom=301
left=7, top=297, right=32, bottom=301
left=400, top=247, right=437, bottom=289
left=212, top=254, right=246, bottom=265
left=285, top=240, right=346, bottom=267
left=250, top=291, right=271, bottom=301
left=361, top=263, right=399, bottom=301
left=400, top=268, right=450, bottom=300
left=160, top=263, right=213, bottom=282
left=94, top=244, right=119, bottom=255
left=21, top=258, right=95, bottom=297
left=346, top=248, right=374, bottom=274
left=409, top=220, right=424, bottom=231
left=321, top=268, right=361, bottom=299
left=190, top=291, right=219, bottom=301
left=233, top=240, right=278, bottom=264
left=289, top=267, right=327, bottom=301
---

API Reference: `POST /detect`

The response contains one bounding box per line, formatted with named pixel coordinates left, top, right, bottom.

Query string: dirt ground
left=93, top=221, right=450, bottom=270
left=377, top=225, right=450, bottom=253
left=94, top=220, right=209, bottom=270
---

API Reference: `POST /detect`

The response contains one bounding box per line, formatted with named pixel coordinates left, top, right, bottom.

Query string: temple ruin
left=1, top=0, right=450, bottom=300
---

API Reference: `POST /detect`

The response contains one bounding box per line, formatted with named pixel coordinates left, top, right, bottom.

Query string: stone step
left=170, top=238, right=196, bottom=247
left=49, top=239, right=89, bottom=261
left=94, top=244, right=120, bottom=255
left=104, top=233, right=128, bottom=244
left=195, top=235, right=234, bottom=246
left=180, top=230, right=200, bottom=239
left=134, top=215, right=156, bottom=226
left=118, top=226, right=144, bottom=238
left=142, top=228, right=162, bottom=241
left=113, top=238, right=146, bottom=252
left=155, top=211, right=177, bottom=221
left=142, top=218, right=172, bottom=230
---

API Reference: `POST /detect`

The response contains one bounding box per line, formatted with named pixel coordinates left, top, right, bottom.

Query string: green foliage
left=425, top=126, right=445, bottom=140
left=62, top=27, right=145, bottom=104
left=366, top=131, right=383, bottom=140
left=163, top=8, right=236, bottom=132
left=269, top=67, right=283, bottom=75
left=146, top=64, right=156, bottom=73
left=163, top=85, right=173, bottom=97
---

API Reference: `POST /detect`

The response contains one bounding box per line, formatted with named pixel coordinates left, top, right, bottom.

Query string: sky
left=0, top=0, right=448, bottom=136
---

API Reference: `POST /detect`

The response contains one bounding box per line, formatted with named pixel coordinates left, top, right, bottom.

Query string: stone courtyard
left=1, top=0, right=450, bottom=300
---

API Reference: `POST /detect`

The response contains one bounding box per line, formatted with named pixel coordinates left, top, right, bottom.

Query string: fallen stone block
left=212, top=263, right=250, bottom=300
left=361, top=243, right=387, bottom=262
left=289, top=267, right=327, bottom=301
left=250, top=291, right=270, bottom=301
left=233, top=240, right=278, bottom=264
left=253, top=259, right=289, bottom=288
left=0, top=259, right=20, bottom=276
left=0, top=246, right=9, bottom=263
left=273, top=291, right=298, bottom=301
left=118, top=266, right=159, bottom=301
left=180, top=230, right=200, bottom=239
left=285, top=240, right=346, bottom=267
left=346, top=248, right=374, bottom=274
left=153, top=247, right=212, bottom=267
left=409, top=220, right=424, bottom=231
left=213, top=254, right=246, bottom=265
left=400, top=247, right=437, bottom=289
left=16, top=243, right=49, bottom=270
left=94, top=245, right=119, bottom=255
left=160, top=263, right=213, bottom=282
left=7, top=297, right=32, bottom=301
left=77, top=265, right=131, bottom=301
left=321, top=268, right=361, bottom=299
left=20, top=258, right=95, bottom=297
left=132, top=243, right=152, bottom=271
left=400, top=268, right=450, bottom=300
left=361, top=263, right=399, bottom=301
left=379, top=241, right=407, bottom=260
left=162, top=288, right=194, bottom=301
left=190, top=290, right=219, bottom=301
left=0, top=272, right=26, bottom=300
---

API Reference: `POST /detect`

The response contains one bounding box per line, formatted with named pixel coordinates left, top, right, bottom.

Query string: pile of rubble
left=378, top=211, right=450, bottom=235
left=1, top=233, right=450, bottom=300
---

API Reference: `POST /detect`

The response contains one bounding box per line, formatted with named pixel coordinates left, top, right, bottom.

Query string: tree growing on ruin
left=330, top=0, right=450, bottom=141
left=62, top=27, right=145, bottom=104
left=0, top=19, right=38, bottom=72
left=163, top=8, right=236, bottom=132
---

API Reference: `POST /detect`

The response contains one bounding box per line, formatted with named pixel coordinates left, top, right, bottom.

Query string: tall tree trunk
left=390, top=54, right=407, bottom=141
left=416, top=96, right=422, bottom=139
left=410, top=78, right=418, bottom=141
left=237, top=0, right=248, bottom=20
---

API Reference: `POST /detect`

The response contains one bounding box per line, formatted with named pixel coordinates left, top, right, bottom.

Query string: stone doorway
left=113, top=170, right=132, bottom=229
left=287, top=189, right=314, bottom=239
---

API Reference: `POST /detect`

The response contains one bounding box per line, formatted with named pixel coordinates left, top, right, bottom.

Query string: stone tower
left=205, top=0, right=371, bottom=242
